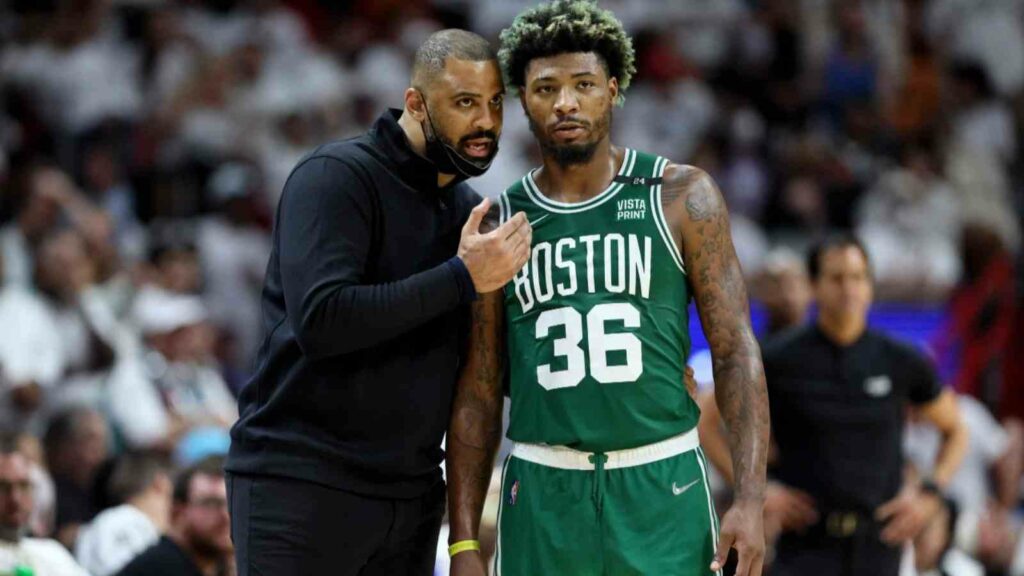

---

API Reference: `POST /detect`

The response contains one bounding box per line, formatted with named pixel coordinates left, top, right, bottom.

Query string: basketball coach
left=225, top=30, right=530, bottom=575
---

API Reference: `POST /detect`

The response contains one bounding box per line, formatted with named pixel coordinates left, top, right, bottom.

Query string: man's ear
left=405, top=88, right=427, bottom=121
left=608, top=77, right=619, bottom=104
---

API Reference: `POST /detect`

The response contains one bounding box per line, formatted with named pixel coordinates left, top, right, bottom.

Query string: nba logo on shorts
left=509, top=480, right=520, bottom=506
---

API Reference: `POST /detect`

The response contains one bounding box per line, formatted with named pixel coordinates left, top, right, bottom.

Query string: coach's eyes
left=457, top=98, right=475, bottom=108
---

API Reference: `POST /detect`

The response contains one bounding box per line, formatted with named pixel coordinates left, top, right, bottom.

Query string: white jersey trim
left=521, top=148, right=636, bottom=214
left=649, top=156, right=686, bottom=274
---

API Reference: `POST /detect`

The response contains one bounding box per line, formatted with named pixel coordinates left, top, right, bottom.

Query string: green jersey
left=499, top=148, right=698, bottom=452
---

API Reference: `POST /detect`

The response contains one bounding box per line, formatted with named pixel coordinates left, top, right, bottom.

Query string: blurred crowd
left=0, top=0, right=1022, bottom=574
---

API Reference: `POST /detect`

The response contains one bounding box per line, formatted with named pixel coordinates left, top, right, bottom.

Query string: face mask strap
left=416, top=90, right=495, bottom=179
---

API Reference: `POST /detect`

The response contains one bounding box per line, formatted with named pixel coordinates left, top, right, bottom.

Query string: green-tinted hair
left=498, top=0, right=636, bottom=105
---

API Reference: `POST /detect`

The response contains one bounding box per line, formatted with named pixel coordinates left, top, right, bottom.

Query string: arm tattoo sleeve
left=663, top=165, right=769, bottom=501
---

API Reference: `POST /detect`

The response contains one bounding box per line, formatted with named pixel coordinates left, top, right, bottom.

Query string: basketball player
left=446, top=2, right=769, bottom=575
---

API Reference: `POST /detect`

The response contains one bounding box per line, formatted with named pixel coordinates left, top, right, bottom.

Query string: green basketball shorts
left=494, top=428, right=721, bottom=576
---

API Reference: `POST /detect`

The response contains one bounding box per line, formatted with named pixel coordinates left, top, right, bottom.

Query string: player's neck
left=817, top=314, right=866, bottom=346
left=536, top=140, right=622, bottom=204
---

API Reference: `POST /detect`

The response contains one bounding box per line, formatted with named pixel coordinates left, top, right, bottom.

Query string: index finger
left=711, top=531, right=735, bottom=572
left=875, top=497, right=903, bottom=521
left=789, top=490, right=817, bottom=510
left=491, top=211, right=528, bottom=239
left=787, top=495, right=817, bottom=522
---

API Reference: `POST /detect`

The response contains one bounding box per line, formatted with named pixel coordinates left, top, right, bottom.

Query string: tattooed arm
left=662, top=164, right=769, bottom=576
left=447, top=203, right=510, bottom=576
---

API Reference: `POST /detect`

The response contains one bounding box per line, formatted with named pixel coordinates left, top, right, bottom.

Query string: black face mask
left=418, top=94, right=498, bottom=180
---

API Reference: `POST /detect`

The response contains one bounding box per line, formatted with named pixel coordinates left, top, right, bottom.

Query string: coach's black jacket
left=226, top=109, right=480, bottom=498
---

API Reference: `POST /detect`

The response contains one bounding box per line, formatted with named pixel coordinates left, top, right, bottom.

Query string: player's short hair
left=412, top=29, right=496, bottom=89
left=172, top=455, right=225, bottom=505
left=806, top=233, right=872, bottom=281
left=106, top=451, right=172, bottom=505
left=498, top=0, right=636, bottom=104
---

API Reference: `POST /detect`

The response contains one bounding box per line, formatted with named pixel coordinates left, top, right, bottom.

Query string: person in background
left=145, top=231, right=203, bottom=295
left=44, top=406, right=110, bottom=550
left=757, top=248, right=814, bottom=337
left=12, top=434, right=56, bottom=540
left=911, top=497, right=984, bottom=576
left=1, top=164, right=70, bottom=289
left=196, top=162, right=270, bottom=374
left=132, top=287, right=237, bottom=431
left=764, top=234, right=967, bottom=576
left=116, top=455, right=233, bottom=576
left=0, top=250, right=64, bottom=434
left=907, top=392, right=1024, bottom=575
left=32, top=229, right=120, bottom=407
left=0, top=432, right=90, bottom=576
left=76, top=451, right=174, bottom=576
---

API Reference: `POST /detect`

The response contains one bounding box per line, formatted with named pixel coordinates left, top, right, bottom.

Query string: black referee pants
left=769, top=517, right=902, bottom=576
left=227, top=473, right=445, bottom=576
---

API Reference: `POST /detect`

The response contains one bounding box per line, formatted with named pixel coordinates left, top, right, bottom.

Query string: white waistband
left=510, top=428, right=700, bottom=471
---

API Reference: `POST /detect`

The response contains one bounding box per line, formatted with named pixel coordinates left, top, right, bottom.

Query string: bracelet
left=919, top=478, right=943, bottom=498
left=448, top=539, right=481, bottom=557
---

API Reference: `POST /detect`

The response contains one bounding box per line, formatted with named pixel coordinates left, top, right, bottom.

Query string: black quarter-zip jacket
left=226, top=109, right=480, bottom=498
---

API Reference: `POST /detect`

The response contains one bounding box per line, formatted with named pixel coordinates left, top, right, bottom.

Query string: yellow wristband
left=448, top=540, right=481, bottom=557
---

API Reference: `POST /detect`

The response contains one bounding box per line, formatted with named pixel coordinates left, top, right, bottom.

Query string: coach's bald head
left=411, top=29, right=497, bottom=91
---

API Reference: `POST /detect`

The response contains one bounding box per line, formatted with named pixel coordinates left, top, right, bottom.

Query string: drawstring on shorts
left=589, top=452, right=609, bottom=514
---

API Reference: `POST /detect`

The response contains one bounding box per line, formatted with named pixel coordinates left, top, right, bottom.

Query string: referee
left=225, top=30, right=530, bottom=575
left=764, top=235, right=967, bottom=576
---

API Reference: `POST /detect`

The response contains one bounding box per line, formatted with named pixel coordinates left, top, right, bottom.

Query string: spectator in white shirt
left=104, top=287, right=236, bottom=453
left=0, top=164, right=66, bottom=289
left=948, top=61, right=1017, bottom=167
left=0, top=250, right=65, bottom=434
left=906, top=394, right=1024, bottom=571
left=76, top=452, right=173, bottom=576
left=0, top=433, right=90, bottom=576
left=856, top=136, right=961, bottom=301
left=197, top=163, right=270, bottom=372
left=133, top=287, right=237, bottom=430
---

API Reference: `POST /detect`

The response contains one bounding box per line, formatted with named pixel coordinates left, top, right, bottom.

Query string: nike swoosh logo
left=672, top=479, right=701, bottom=496
left=529, top=214, right=550, bottom=227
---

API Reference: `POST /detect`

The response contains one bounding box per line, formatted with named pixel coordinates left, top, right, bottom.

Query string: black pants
left=227, top=473, right=445, bottom=576
left=770, top=515, right=902, bottom=576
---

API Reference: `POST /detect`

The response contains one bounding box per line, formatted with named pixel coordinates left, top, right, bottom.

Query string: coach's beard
left=419, top=100, right=498, bottom=180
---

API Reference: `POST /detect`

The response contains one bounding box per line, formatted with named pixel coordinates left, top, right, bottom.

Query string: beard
left=432, top=125, right=499, bottom=168
left=529, top=107, right=612, bottom=168
left=186, top=528, right=232, bottom=560
left=0, top=522, right=27, bottom=543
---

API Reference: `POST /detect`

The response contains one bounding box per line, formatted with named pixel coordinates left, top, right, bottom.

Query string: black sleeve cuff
left=446, top=256, right=478, bottom=303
